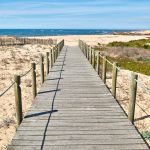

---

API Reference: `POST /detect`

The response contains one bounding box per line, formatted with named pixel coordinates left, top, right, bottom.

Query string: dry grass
left=103, top=46, right=150, bottom=61
left=95, top=45, right=150, bottom=75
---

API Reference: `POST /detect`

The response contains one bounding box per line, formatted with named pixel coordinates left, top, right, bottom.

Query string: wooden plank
left=11, top=139, right=146, bottom=146
left=8, top=145, right=149, bottom=150
left=13, top=130, right=141, bottom=136
left=17, top=126, right=135, bottom=131
left=13, top=134, right=142, bottom=140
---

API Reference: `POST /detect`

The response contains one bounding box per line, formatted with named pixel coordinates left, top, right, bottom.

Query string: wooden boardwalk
left=8, top=45, right=149, bottom=150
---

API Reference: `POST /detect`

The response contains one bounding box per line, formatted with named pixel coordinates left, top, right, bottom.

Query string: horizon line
left=0, top=28, right=149, bottom=30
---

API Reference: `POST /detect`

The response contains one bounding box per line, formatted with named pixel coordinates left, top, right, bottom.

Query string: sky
left=0, top=0, right=150, bottom=29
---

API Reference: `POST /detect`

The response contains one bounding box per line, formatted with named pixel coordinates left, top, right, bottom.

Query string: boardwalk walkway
left=8, top=45, right=149, bottom=150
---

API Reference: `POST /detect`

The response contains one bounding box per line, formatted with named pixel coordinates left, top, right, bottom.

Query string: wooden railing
left=0, top=37, right=57, bottom=46
left=0, top=40, right=64, bottom=125
left=79, top=40, right=150, bottom=124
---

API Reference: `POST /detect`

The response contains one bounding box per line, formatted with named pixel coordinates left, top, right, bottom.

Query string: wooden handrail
left=0, top=39, right=64, bottom=125
left=79, top=39, right=149, bottom=124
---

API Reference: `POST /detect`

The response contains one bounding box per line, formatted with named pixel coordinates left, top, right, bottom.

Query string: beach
left=29, top=34, right=150, bottom=46
left=0, top=34, right=150, bottom=149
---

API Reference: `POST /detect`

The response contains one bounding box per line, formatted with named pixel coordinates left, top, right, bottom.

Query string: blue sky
left=0, top=0, right=150, bottom=29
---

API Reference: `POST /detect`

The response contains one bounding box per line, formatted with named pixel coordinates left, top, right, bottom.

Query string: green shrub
left=107, top=57, right=150, bottom=75
left=142, top=131, right=150, bottom=140
left=144, top=43, right=150, bottom=49
left=108, top=39, right=150, bottom=49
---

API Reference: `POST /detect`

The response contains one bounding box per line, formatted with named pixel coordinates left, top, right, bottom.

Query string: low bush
left=144, top=43, right=150, bottom=49
left=107, top=39, right=150, bottom=49
left=142, top=131, right=150, bottom=141
left=107, top=57, right=150, bottom=75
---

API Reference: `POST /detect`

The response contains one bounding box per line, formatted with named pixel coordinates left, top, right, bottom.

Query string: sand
left=0, top=34, right=150, bottom=149
left=28, top=34, right=150, bottom=46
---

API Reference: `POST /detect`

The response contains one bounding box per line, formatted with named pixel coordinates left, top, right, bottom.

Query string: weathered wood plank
left=11, top=139, right=146, bottom=146
left=8, top=145, right=149, bottom=150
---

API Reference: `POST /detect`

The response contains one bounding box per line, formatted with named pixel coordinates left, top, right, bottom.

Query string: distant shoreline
left=1, top=29, right=149, bottom=37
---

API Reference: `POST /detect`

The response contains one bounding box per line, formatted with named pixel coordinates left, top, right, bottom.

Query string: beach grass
left=107, top=57, right=150, bottom=75
left=95, top=38, right=150, bottom=75
left=107, top=39, right=150, bottom=49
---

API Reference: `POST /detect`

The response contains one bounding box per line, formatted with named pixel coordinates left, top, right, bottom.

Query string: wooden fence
left=0, top=40, right=64, bottom=125
left=0, top=37, right=57, bottom=46
left=79, top=39, right=150, bottom=124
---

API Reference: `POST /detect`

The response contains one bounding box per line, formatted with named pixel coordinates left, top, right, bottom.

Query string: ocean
left=0, top=29, right=135, bottom=37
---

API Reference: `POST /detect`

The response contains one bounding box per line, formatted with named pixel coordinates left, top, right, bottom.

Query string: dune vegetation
left=95, top=39, right=150, bottom=75
left=107, top=38, right=150, bottom=49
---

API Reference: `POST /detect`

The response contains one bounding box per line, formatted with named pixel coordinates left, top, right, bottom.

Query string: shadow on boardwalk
left=25, top=47, right=68, bottom=150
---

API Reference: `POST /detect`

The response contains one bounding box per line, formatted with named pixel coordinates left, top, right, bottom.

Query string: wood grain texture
left=8, top=46, right=149, bottom=150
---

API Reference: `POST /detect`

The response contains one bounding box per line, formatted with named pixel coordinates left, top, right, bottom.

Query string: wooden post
left=46, top=52, right=49, bottom=75
left=97, top=52, right=100, bottom=75
left=59, top=44, right=60, bottom=54
left=59, top=44, right=61, bottom=53
left=56, top=46, right=58, bottom=59
left=102, top=56, right=107, bottom=83
left=53, top=48, right=55, bottom=64
left=87, top=45, right=89, bottom=59
left=83, top=43, right=85, bottom=55
left=86, top=44, right=88, bottom=58
left=31, top=63, right=37, bottom=99
left=90, top=47, right=92, bottom=65
left=55, top=46, right=58, bottom=60
left=81, top=41, right=83, bottom=52
left=85, top=44, right=87, bottom=57
left=84, top=43, right=86, bottom=56
left=92, top=49, right=94, bottom=67
left=79, top=40, right=81, bottom=49
left=57, top=45, right=60, bottom=56
left=50, top=49, right=53, bottom=68
left=112, top=62, right=118, bottom=98
left=57, top=45, right=59, bottom=57
left=128, top=72, right=138, bottom=123
left=40, top=54, right=44, bottom=84
left=14, top=75, right=22, bottom=125
left=92, top=49, right=96, bottom=69
left=54, top=47, right=56, bottom=61
left=82, top=42, right=84, bottom=53
left=87, top=45, right=90, bottom=61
